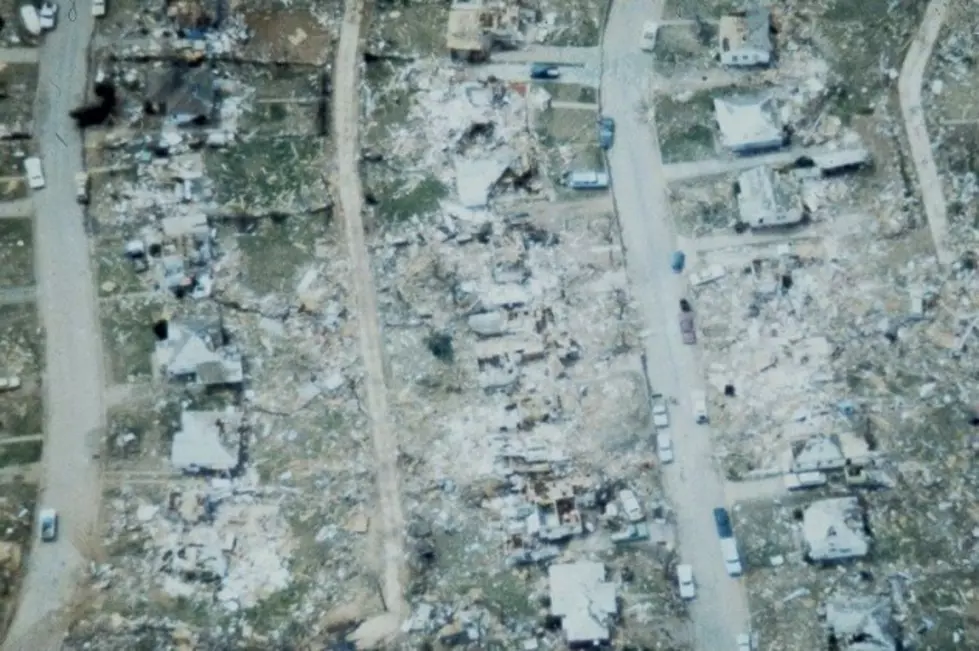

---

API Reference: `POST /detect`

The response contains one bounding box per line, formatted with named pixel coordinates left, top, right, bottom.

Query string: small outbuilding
left=718, top=8, right=773, bottom=67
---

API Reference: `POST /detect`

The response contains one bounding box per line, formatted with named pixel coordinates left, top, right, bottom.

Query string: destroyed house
left=548, top=562, right=618, bottom=647
left=714, top=94, right=784, bottom=154
left=144, top=66, right=216, bottom=125
left=446, top=0, right=520, bottom=61
left=791, top=433, right=873, bottom=473
left=736, top=166, right=804, bottom=229
left=802, top=497, right=870, bottom=563
left=719, top=8, right=773, bottom=67
left=153, top=318, right=244, bottom=386
left=170, top=408, right=244, bottom=474
left=824, top=594, right=899, bottom=651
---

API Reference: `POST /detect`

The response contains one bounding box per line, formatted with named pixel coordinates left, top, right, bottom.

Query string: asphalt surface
left=3, top=11, right=103, bottom=651
left=600, top=2, right=751, bottom=648
left=899, top=0, right=951, bottom=265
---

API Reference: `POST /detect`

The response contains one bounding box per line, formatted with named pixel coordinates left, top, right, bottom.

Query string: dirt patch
left=242, top=12, right=334, bottom=65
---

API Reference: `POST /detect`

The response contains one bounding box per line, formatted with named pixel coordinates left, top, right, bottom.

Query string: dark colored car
left=679, top=311, right=696, bottom=345
left=598, top=116, right=615, bottom=150
left=713, top=507, right=733, bottom=539
left=530, top=63, right=560, bottom=79
left=671, top=250, right=686, bottom=273
left=680, top=298, right=691, bottom=312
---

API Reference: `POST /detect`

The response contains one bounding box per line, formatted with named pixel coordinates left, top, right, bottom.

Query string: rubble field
left=367, top=1, right=448, bottom=58
left=924, top=0, right=979, bottom=255
left=0, top=141, right=38, bottom=180
left=0, top=479, right=36, bottom=629
left=95, top=236, right=151, bottom=298
left=0, top=218, right=33, bottom=288
left=532, top=81, right=597, bottom=105
left=534, top=0, right=609, bottom=48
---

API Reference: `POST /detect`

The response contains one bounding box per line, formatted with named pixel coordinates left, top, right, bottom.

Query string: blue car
left=598, top=116, right=615, bottom=150
left=530, top=63, right=560, bottom=79
left=671, top=250, right=686, bottom=273
left=713, top=507, right=733, bottom=538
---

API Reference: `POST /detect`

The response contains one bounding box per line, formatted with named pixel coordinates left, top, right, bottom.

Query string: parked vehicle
left=23, top=157, right=45, bottom=190
left=598, top=116, right=615, bottom=150
left=713, top=507, right=743, bottom=576
left=39, top=1, right=57, bottom=30
left=720, top=538, right=743, bottom=576
left=713, top=507, right=733, bottom=538
left=677, top=564, right=696, bottom=599
left=640, top=21, right=658, bottom=51
left=530, top=63, right=560, bottom=79
left=618, top=489, right=643, bottom=522
left=679, top=311, right=696, bottom=344
left=564, top=170, right=609, bottom=190
left=691, top=390, right=707, bottom=424
left=680, top=298, right=691, bottom=312
left=657, top=432, right=674, bottom=463
left=39, top=508, right=58, bottom=542
left=19, top=4, right=41, bottom=36
left=93, top=0, right=107, bottom=17
left=75, top=171, right=90, bottom=203
left=652, top=402, right=669, bottom=428
left=671, top=250, right=686, bottom=272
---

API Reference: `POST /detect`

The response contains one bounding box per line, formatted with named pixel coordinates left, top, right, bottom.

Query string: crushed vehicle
left=679, top=310, right=696, bottom=344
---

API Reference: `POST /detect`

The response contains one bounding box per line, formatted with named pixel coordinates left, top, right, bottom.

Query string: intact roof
left=714, top=94, right=783, bottom=150
left=170, top=409, right=242, bottom=472
left=744, top=8, right=772, bottom=52
left=548, top=561, right=617, bottom=644
left=802, top=497, right=870, bottom=561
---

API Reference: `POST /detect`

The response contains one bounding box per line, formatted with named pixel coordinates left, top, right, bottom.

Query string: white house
left=714, top=94, right=784, bottom=154
left=802, top=497, right=870, bottom=563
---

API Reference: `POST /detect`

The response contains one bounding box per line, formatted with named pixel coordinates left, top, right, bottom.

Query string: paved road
left=491, top=45, right=598, bottom=66
left=332, top=0, right=407, bottom=644
left=3, top=11, right=104, bottom=651
left=899, top=0, right=952, bottom=265
left=601, top=1, right=752, bottom=648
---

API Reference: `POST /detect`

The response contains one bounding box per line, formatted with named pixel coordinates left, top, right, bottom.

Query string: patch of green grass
left=0, top=218, right=33, bottom=287
left=0, top=304, right=42, bottom=378
left=537, top=106, right=600, bottom=146
left=0, top=178, right=28, bottom=202
left=240, top=100, right=322, bottom=136
left=533, top=82, right=598, bottom=105
left=363, top=62, right=415, bottom=150
left=367, top=175, right=448, bottom=222
left=94, top=239, right=146, bottom=297
left=0, top=439, right=41, bottom=468
left=541, top=0, right=610, bottom=47
left=369, top=3, right=449, bottom=57
left=206, top=136, right=330, bottom=214
left=0, top=392, right=42, bottom=437
left=652, top=22, right=717, bottom=69
left=100, top=295, right=162, bottom=384
left=654, top=90, right=717, bottom=163
left=664, top=0, right=740, bottom=20
left=237, top=213, right=332, bottom=295
left=105, top=399, right=180, bottom=460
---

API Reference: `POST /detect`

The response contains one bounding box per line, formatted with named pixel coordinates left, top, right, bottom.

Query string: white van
left=720, top=537, right=743, bottom=576
left=24, top=157, right=45, bottom=190
left=691, top=390, right=708, bottom=424
left=640, top=21, right=658, bottom=51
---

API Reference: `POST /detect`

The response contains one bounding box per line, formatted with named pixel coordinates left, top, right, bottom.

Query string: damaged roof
left=170, top=409, right=243, bottom=472
left=548, top=561, right=617, bottom=645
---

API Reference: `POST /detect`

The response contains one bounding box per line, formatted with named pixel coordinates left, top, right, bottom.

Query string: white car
left=652, top=403, right=669, bottom=428
left=75, top=171, right=90, bottom=203
left=657, top=432, right=674, bottom=463
left=93, top=0, right=106, bottom=17
left=23, top=157, right=45, bottom=190
left=38, top=508, right=58, bottom=542
left=677, top=564, right=695, bottom=599
left=618, top=489, right=643, bottom=523
left=39, top=2, right=57, bottom=30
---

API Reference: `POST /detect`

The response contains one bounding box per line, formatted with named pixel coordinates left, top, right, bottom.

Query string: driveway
left=3, top=13, right=103, bottom=651
left=600, top=1, right=752, bottom=648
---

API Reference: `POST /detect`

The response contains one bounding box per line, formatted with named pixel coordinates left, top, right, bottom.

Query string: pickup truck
left=679, top=311, right=696, bottom=344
